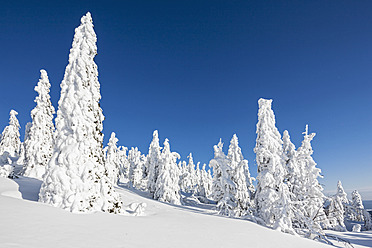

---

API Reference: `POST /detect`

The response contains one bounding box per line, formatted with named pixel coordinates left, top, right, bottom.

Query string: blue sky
left=0, top=1, right=371, bottom=199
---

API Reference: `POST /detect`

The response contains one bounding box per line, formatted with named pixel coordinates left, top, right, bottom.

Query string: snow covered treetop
left=298, top=125, right=316, bottom=156
left=258, top=98, right=273, bottom=109
left=68, top=11, right=97, bottom=68
left=34, top=70, right=53, bottom=105
left=9, top=110, right=18, bottom=119
left=108, top=132, right=118, bottom=146
left=213, top=139, right=225, bottom=159
left=81, top=12, right=92, bottom=25
left=282, top=130, right=296, bottom=155
left=254, top=98, right=282, bottom=156
left=152, top=130, right=159, bottom=142
left=227, top=134, right=244, bottom=164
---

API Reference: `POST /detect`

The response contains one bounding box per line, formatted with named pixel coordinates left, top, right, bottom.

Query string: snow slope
left=0, top=177, right=371, bottom=248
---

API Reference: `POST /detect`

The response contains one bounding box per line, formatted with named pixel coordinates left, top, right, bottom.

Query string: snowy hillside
left=0, top=176, right=371, bottom=248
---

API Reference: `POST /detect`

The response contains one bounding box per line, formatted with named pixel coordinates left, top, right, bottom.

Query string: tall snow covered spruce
left=146, top=130, right=162, bottom=197
left=39, top=12, right=122, bottom=213
left=254, top=98, right=294, bottom=234
left=23, top=70, right=55, bottom=179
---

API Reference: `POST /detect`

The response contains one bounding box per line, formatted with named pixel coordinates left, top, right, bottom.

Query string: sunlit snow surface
left=0, top=177, right=371, bottom=248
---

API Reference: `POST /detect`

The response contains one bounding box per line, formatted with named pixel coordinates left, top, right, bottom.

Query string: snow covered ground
left=0, top=177, right=371, bottom=248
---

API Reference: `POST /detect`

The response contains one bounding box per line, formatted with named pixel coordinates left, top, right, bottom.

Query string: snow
left=2, top=176, right=371, bottom=248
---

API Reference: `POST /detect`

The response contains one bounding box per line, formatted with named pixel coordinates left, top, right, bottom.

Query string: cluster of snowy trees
left=325, top=181, right=372, bottom=232
left=0, top=12, right=370, bottom=239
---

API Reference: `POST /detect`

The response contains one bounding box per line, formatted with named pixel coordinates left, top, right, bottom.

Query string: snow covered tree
left=154, top=138, right=181, bottom=205
left=327, top=195, right=346, bottom=231
left=23, top=69, right=55, bottom=179
left=103, top=132, right=121, bottom=185
left=0, top=110, right=21, bottom=178
left=117, top=145, right=129, bottom=182
left=128, top=147, right=146, bottom=189
left=296, top=125, right=329, bottom=229
left=227, top=134, right=254, bottom=216
left=0, top=110, right=21, bottom=158
left=178, top=160, right=188, bottom=192
left=194, top=162, right=201, bottom=195
left=349, top=190, right=364, bottom=221
left=336, top=181, right=349, bottom=205
left=210, top=139, right=236, bottom=216
left=282, top=130, right=299, bottom=196
left=187, top=153, right=198, bottom=194
left=198, top=163, right=213, bottom=199
left=39, top=12, right=122, bottom=213
left=146, top=130, right=162, bottom=197
left=179, top=154, right=200, bottom=195
left=363, top=209, right=372, bottom=230
left=254, top=98, right=294, bottom=233
left=282, top=130, right=311, bottom=231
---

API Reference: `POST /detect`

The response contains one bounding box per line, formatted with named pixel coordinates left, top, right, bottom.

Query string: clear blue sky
left=0, top=1, right=371, bottom=199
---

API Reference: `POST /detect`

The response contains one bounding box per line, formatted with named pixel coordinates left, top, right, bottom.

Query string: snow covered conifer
left=328, top=195, right=346, bottom=231
left=296, top=125, right=329, bottom=229
left=23, top=70, right=55, bottom=179
left=103, top=132, right=121, bottom=185
left=117, top=146, right=129, bottom=182
left=0, top=110, right=21, bottom=158
left=282, top=130, right=299, bottom=195
left=253, top=99, right=293, bottom=233
left=128, top=147, right=146, bottom=189
left=349, top=190, right=364, bottom=221
left=194, top=162, right=201, bottom=195
left=0, top=110, right=21, bottom=178
left=363, top=209, right=372, bottom=230
left=146, top=130, right=162, bottom=197
left=154, top=138, right=181, bottom=205
left=199, top=163, right=213, bottom=199
left=336, top=181, right=349, bottom=205
left=282, top=130, right=311, bottom=230
left=178, top=160, right=188, bottom=192
left=210, top=139, right=236, bottom=216
left=39, top=13, right=122, bottom=213
left=187, top=153, right=198, bottom=194
left=227, top=134, right=254, bottom=216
